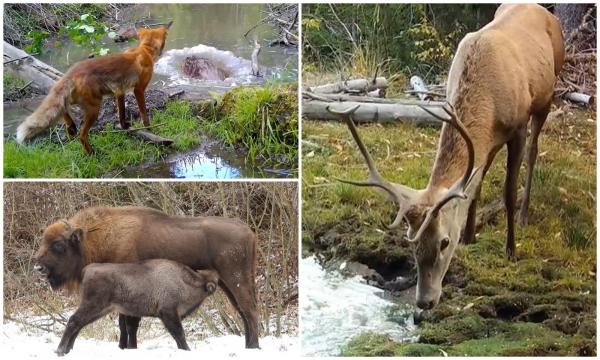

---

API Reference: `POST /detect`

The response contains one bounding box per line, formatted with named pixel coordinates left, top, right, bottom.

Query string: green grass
left=3, top=70, right=30, bottom=100
left=4, top=100, right=200, bottom=178
left=303, top=103, right=596, bottom=355
left=4, top=71, right=25, bottom=93
left=200, top=84, right=298, bottom=166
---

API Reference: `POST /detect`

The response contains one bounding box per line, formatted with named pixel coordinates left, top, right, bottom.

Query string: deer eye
left=51, top=242, right=66, bottom=254
left=440, top=237, right=450, bottom=252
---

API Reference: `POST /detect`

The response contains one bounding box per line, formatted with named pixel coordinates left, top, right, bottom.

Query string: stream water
left=300, top=256, right=417, bottom=356
left=4, top=4, right=297, bottom=179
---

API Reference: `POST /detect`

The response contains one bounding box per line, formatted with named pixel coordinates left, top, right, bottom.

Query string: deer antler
left=412, top=102, right=480, bottom=241
left=326, top=104, right=417, bottom=230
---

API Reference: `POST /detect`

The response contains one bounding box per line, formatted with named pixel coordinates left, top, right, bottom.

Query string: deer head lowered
left=328, top=103, right=484, bottom=310
left=328, top=4, right=564, bottom=310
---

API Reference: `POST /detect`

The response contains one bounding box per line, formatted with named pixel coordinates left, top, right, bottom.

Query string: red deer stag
left=328, top=4, right=564, bottom=310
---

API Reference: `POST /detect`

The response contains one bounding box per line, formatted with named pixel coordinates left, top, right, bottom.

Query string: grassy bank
left=302, top=106, right=596, bottom=355
left=200, top=84, right=298, bottom=168
left=4, top=100, right=199, bottom=178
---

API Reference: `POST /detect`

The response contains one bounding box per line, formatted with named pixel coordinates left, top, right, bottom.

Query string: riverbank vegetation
left=4, top=4, right=118, bottom=49
left=200, top=84, right=298, bottom=169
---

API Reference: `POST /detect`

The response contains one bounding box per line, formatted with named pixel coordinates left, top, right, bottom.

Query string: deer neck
left=425, top=109, right=493, bottom=195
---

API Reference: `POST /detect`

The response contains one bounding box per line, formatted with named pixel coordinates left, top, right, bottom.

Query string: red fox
left=16, top=22, right=172, bottom=154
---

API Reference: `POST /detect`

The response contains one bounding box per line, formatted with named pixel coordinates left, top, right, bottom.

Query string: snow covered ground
left=2, top=321, right=298, bottom=359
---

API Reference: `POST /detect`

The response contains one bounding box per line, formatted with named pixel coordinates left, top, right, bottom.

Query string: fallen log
left=367, top=88, right=385, bottom=98
left=302, top=100, right=442, bottom=126
left=302, top=91, right=447, bottom=105
left=3, top=41, right=63, bottom=94
left=564, top=92, right=595, bottom=106
left=307, top=77, right=388, bottom=95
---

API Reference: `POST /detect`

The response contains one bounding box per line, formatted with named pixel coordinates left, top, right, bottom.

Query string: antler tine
left=328, top=105, right=388, bottom=185
left=327, top=105, right=410, bottom=229
left=408, top=102, right=478, bottom=242
left=418, top=102, right=475, bottom=212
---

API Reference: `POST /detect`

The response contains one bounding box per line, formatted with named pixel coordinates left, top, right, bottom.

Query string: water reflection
left=170, top=151, right=241, bottom=178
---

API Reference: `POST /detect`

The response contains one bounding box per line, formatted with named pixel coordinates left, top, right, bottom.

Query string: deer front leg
left=504, top=130, right=526, bottom=260
left=461, top=185, right=481, bottom=244
left=519, top=109, right=549, bottom=226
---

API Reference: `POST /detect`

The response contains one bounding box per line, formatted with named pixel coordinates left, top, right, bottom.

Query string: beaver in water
left=182, top=56, right=228, bottom=81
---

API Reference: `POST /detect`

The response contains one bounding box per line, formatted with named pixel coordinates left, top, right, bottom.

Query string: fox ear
left=165, top=21, right=173, bottom=30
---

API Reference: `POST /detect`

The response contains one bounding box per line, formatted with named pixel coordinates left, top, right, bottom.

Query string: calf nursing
left=331, top=4, right=564, bottom=309
left=56, top=259, right=218, bottom=356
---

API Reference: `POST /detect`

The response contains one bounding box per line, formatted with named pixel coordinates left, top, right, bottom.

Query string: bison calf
left=56, top=259, right=218, bottom=356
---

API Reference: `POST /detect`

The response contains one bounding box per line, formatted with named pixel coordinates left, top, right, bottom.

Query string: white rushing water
left=155, top=44, right=257, bottom=86
left=300, top=256, right=417, bottom=356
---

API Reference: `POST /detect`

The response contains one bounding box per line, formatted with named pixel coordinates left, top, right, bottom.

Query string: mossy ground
left=303, top=103, right=596, bottom=355
left=4, top=100, right=199, bottom=178
left=199, top=84, right=298, bottom=168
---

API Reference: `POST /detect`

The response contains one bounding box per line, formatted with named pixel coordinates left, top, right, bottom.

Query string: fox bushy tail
left=16, top=77, right=73, bottom=144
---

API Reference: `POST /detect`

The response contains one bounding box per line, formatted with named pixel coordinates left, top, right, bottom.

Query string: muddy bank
left=3, top=89, right=180, bottom=140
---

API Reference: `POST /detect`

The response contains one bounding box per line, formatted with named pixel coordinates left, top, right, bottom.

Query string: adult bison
left=34, top=206, right=260, bottom=348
